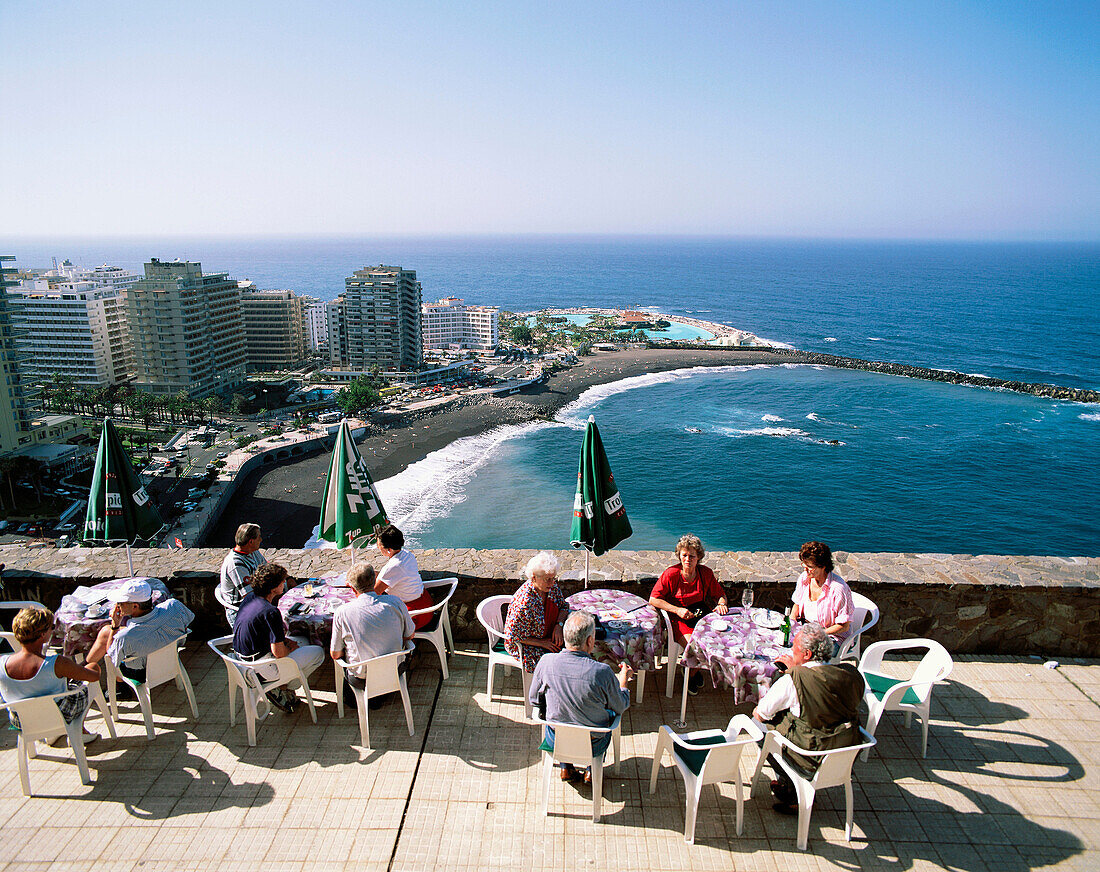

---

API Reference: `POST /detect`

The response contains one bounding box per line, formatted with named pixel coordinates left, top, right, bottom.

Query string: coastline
left=205, top=347, right=805, bottom=549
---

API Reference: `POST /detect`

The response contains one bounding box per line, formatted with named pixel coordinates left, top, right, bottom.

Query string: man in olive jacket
left=752, top=621, right=864, bottom=813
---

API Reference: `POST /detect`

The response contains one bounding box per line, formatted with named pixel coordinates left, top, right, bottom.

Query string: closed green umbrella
left=570, top=415, right=632, bottom=585
left=318, top=419, right=388, bottom=554
left=83, top=417, right=165, bottom=575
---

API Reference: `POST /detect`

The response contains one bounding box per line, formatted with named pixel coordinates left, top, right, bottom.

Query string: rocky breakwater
left=779, top=350, right=1100, bottom=403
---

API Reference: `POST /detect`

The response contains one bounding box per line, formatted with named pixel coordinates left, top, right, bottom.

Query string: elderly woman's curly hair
left=523, top=551, right=561, bottom=582
left=674, top=534, right=705, bottom=562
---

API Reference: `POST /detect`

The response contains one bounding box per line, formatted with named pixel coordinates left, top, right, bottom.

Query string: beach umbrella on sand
left=570, top=415, right=633, bottom=586
left=318, top=419, right=388, bottom=557
left=83, top=417, right=166, bottom=576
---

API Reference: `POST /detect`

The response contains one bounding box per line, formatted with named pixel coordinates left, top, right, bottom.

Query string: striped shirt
left=218, top=548, right=267, bottom=622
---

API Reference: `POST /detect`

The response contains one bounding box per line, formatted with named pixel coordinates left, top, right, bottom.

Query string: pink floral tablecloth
left=53, top=577, right=172, bottom=658
left=681, top=608, right=789, bottom=705
left=278, top=578, right=355, bottom=648
left=567, top=589, right=666, bottom=673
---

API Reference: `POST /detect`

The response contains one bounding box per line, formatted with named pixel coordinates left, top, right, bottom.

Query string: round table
left=679, top=607, right=789, bottom=722
left=277, top=577, right=355, bottom=648
left=53, top=577, right=172, bottom=658
left=566, top=589, right=666, bottom=702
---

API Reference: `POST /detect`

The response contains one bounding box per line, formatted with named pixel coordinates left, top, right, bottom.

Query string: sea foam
left=761, top=414, right=784, bottom=422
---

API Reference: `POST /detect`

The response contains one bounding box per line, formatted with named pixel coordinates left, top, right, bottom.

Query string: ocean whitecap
left=866, top=337, right=885, bottom=342
left=1079, top=412, right=1100, bottom=422
left=822, top=337, right=838, bottom=342
left=761, top=414, right=784, bottom=422
left=723, top=426, right=812, bottom=440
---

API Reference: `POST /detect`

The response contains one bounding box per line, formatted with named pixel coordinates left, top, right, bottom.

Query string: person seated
left=504, top=551, right=570, bottom=674
left=218, top=523, right=267, bottom=627
left=330, top=563, right=414, bottom=711
left=232, top=563, right=325, bottom=714
left=649, top=533, right=728, bottom=693
left=791, top=541, right=854, bottom=656
left=374, top=524, right=435, bottom=629
left=0, top=607, right=107, bottom=743
left=95, top=578, right=195, bottom=682
left=752, top=622, right=864, bottom=814
left=528, top=611, right=632, bottom=783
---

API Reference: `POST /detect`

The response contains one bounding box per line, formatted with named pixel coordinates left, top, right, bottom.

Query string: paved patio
left=0, top=644, right=1096, bottom=872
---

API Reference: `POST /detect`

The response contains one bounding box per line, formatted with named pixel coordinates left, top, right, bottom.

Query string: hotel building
left=422, top=297, right=499, bottom=351
left=327, top=265, right=422, bottom=372
left=240, top=288, right=307, bottom=372
left=126, top=259, right=246, bottom=398
left=0, top=256, right=34, bottom=456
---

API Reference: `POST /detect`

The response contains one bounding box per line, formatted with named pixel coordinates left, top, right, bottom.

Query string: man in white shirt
left=330, top=562, right=414, bottom=710
left=218, top=523, right=266, bottom=626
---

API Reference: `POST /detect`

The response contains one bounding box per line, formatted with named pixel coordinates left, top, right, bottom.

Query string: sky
left=2, top=1, right=1098, bottom=240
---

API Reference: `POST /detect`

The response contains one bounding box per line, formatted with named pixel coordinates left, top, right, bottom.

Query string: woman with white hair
left=504, top=551, right=570, bottom=673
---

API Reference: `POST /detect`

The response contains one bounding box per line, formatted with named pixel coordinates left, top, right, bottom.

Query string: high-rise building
left=10, top=278, right=133, bottom=386
left=422, top=297, right=499, bottom=351
left=328, top=265, right=422, bottom=372
left=240, top=289, right=307, bottom=372
left=0, top=257, right=35, bottom=456
left=301, top=296, right=329, bottom=351
left=127, top=259, right=246, bottom=398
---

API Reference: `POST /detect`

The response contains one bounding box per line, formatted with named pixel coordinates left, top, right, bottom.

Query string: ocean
left=7, top=236, right=1099, bottom=555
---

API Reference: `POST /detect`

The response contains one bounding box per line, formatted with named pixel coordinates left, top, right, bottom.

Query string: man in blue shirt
left=233, top=562, right=325, bottom=714
left=96, top=578, right=194, bottom=683
left=528, top=611, right=633, bottom=783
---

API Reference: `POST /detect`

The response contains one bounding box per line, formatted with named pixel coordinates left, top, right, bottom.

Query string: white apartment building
left=240, top=288, right=307, bottom=372
left=421, top=297, right=499, bottom=351
left=301, top=295, right=329, bottom=350
left=54, top=261, right=141, bottom=291
left=9, top=278, right=133, bottom=386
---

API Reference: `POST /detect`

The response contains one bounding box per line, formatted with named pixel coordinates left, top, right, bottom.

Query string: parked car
left=187, top=488, right=205, bottom=499
left=206, top=462, right=217, bottom=472
left=216, top=451, right=228, bottom=459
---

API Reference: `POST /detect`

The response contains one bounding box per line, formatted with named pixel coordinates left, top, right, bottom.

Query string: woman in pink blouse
left=791, top=541, right=854, bottom=656
left=504, top=552, right=570, bottom=673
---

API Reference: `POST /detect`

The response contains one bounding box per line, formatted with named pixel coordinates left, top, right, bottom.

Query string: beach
left=206, top=347, right=807, bottom=549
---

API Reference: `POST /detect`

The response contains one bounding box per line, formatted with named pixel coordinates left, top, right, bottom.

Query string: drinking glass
left=742, top=587, right=755, bottom=650
left=303, top=582, right=314, bottom=597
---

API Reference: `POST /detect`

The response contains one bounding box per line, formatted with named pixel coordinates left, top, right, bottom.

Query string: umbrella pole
left=125, top=542, right=134, bottom=577
left=585, top=549, right=589, bottom=589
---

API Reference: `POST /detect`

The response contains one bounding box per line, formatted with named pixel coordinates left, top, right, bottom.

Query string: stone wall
left=2, top=546, right=1096, bottom=657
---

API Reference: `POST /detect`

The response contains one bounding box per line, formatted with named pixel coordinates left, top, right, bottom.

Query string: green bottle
left=780, top=607, right=792, bottom=647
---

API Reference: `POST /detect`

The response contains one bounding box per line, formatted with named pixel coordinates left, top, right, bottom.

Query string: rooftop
left=1, top=644, right=1096, bottom=871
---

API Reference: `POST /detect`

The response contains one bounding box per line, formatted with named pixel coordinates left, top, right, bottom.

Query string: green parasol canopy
left=318, top=419, right=388, bottom=549
left=83, top=418, right=165, bottom=546
left=570, top=415, right=632, bottom=560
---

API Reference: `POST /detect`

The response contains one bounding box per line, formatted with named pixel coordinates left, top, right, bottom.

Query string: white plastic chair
left=536, top=714, right=622, bottom=823
left=206, top=635, right=317, bottom=746
left=0, top=600, right=48, bottom=654
left=649, top=713, right=764, bottom=843
left=661, top=609, right=685, bottom=698
left=408, top=577, right=458, bottom=680
left=750, top=727, right=877, bottom=851
left=213, top=585, right=236, bottom=628
left=859, top=638, right=953, bottom=759
left=334, top=641, right=415, bottom=748
left=834, top=592, right=880, bottom=662
left=0, top=685, right=97, bottom=796
left=105, top=635, right=198, bottom=740
left=476, top=595, right=532, bottom=718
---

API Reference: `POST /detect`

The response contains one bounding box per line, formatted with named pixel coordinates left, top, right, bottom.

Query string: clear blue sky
left=2, top=1, right=1097, bottom=239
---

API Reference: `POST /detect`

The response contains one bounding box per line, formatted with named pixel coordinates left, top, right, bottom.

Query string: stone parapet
left=1, top=546, right=1096, bottom=657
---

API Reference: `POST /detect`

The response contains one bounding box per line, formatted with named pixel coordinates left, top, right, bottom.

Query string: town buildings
left=0, top=256, right=34, bottom=456
left=10, top=278, right=134, bottom=386
left=240, top=288, right=307, bottom=372
left=422, top=297, right=499, bottom=351
left=327, top=265, right=422, bottom=372
left=301, top=295, right=328, bottom=352
left=126, top=259, right=246, bottom=398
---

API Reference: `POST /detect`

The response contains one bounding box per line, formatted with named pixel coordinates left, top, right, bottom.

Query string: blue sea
left=7, top=236, right=1099, bottom=555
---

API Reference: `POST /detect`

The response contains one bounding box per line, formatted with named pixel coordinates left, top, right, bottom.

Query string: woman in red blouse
left=504, top=551, right=570, bottom=673
left=650, top=534, right=729, bottom=643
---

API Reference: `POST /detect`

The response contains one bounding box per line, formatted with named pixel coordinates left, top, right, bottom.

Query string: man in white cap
left=95, top=579, right=195, bottom=682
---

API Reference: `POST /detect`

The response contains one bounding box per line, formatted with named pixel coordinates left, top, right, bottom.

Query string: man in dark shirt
left=233, top=562, right=324, bottom=713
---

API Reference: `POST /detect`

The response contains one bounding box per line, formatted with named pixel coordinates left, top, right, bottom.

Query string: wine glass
left=742, top=587, right=755, bottom=650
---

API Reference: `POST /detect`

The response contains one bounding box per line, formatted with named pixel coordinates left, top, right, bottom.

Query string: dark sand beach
left=206, top=347, right=809, bottom=549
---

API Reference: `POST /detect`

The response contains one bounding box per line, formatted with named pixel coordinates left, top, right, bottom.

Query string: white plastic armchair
left=106, top=634, right=198, bottom=740
left=535, top=714, right=622, bottom=823
left=750, top=727, right=877, bottom=851
left=649, top=713, right=764, bottom=843
left=212, top=585, right=236, bottom=628
left=408, top=577, right=458, bottom=680
left=206, top=635, right=317, bottom=746
left=859, top=638, right=953, bottom=759
left=0, top=685, right=97, bottom=796
left=660, top=609, right=686, bottom=698
left=0, top=600, right=48, bottom=654
left=333, top=641, right=415, bottom=748
left=476, top=595, right=532, bottom=718
left=834, top=592, right=880, bottom=662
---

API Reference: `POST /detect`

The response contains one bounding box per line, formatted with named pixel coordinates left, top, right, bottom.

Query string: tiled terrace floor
left=0, top=644, right=1097, bottom=872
